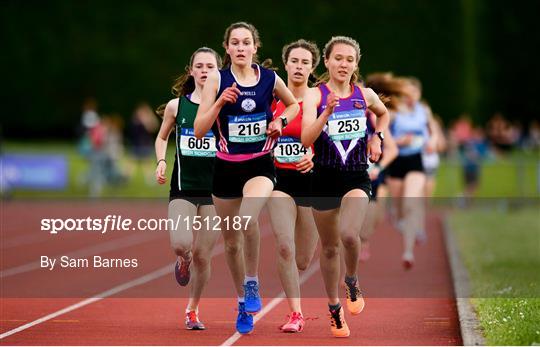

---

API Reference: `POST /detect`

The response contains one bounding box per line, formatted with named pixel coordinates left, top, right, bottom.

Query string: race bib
left=408, top=135, right=425, bottom=150
left=228, top=113, right=267, bottom=143
left=274, top=136, right=312, bottom=163
left=179, top=128, right=216, bottom=157
left=327, top=109, right=366, bottom=141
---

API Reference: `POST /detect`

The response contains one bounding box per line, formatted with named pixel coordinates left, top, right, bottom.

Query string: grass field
left=449, top=207, right=540, bottom=345
left=3, top=141, right=539, bottom=198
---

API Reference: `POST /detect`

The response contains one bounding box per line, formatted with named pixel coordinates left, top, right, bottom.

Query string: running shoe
left=402, top=253, right=415, bottom=270
left=329, top=306, right=350, bottom=338
left=236, top=302, right=254, bottom=334
left=244, top=281, right=262, bottom=314
left=174, top=257, right=191, bottom=286
left=280, top=312, right=305, bottom=333
left=345, top=279, right=365, bottom=315
left=185, top=310, right=205, bottom=330
left=359, top=241, right=371, bottom=262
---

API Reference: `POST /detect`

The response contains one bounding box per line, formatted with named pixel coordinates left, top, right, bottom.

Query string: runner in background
left=358, top=73, right=401, bottom=261
left=155, top=47, right=222, bottom=330
left=267, top=39, right=320, bottom=333
left=386, top=76, right=438, bottom=269
left=194, top=22, right=299, bottom=334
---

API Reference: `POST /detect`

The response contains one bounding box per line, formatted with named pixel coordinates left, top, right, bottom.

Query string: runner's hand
left=266, top=119, right=283, bottom=138
left=368, top=139, right=382, bottom=163
left=156, top=161, right=167, bottom=184
left=425, top=138, right=437, bottom=154
left=295, top=151, right=314, bottom=174
left=368, top=166, right=381, bottom=181
left=217, top=82, right=241, bottom=106
left=397, top=134, right=413, bottom=146
left=322, top=92, right=339, bottom=118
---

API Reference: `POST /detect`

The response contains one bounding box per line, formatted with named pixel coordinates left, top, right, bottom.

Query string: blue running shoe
left=244, top=281, right=262, bottom=313
left=236, top=302, right=254, bottom=334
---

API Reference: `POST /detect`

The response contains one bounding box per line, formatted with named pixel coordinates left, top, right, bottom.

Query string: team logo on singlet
left=241, top=98, right=256, bottom=112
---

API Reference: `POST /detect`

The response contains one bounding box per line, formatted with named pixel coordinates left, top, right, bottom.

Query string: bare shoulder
left=360, top=87, right=381, bottom=107
left=419, top=100, right=432, bottom=112
left=305, top=86, right=321, bottom=104
left=360, top=86, right=378, bottom=100
left=164, top=98, right=179, bottom=117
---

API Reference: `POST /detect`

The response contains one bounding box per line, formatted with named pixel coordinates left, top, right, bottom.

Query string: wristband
left=157, top=159, right=166, bottom=166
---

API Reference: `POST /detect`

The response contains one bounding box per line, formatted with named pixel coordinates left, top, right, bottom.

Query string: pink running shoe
left=280, top=312, right=305, bottom=333
left=185, top=310, right=205, bottom=330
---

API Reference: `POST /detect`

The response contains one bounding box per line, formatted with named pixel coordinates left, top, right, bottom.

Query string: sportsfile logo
left=40, top=215, right=252, bottom=234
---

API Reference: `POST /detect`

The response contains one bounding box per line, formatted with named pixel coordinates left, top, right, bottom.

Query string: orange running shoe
left=329, top=306, right=350, bottom=338
left=345, top=280, right=365, bottom=315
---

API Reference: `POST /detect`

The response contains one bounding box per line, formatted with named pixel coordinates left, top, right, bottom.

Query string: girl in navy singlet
left=267, top=39, right=321, bottom=333
left=155, top=47, right=222, bottom=330
left=302, top=36, right=390, bottom=338
left=194, top=22, right=299, bottom=335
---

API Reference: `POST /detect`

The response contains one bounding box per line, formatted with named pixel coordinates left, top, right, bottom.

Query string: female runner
left=155, top=47, right=222, bottom=330
left=194, top=22, right=299, bottom=334
left=302, top=36, right=390, bottom=337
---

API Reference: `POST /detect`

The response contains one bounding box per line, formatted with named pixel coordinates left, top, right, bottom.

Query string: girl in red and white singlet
left=267, top=39, right=321, bottom=333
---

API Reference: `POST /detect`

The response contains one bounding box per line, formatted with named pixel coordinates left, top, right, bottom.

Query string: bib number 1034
left=327, top=109, right=366, bottom=141
left=228, top=113, right=267, bottom=143
left=274, top=137, right=312, bottom=163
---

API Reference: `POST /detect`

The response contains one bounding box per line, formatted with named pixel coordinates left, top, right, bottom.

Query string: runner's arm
left=301, top=87, right=332, bottom=147
left=273, top=76, right=299, bottom=125
left=194, top=71, right=221, bottom=138
left=155, top=98, right=178, bottom=184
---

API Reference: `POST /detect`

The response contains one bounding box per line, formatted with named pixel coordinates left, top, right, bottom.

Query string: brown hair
left=318, top=36, right=362, bottom=85
left=282, top=39, right=321, bottom=69
left=156, top=47, right=221, bottom=117
left=222, top=22, right=261, bottom=68
left=365, top=72, right=408, bottom=110
left=281, top=39, right=320, bottom=84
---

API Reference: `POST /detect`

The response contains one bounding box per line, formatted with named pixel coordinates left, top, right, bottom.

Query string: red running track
left=0, top=201, right=461, bottom=345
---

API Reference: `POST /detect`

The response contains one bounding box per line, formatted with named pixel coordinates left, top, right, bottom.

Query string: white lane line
left=220, top=261, right=320, bottom=346
left=1, top=232, right=52, bottom=249
left=0, top=243, right=225, bottom=340
left=1, top=232, right=161, bottom=278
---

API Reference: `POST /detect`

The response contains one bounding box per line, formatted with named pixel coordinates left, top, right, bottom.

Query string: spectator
left=129, top=102, right=158, bottom=185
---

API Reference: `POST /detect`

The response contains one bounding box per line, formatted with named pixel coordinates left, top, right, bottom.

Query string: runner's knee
left=224, top=240, right=241, bottom=256
left=170, top=243, right=191, bottom=258
left=341, top=232, right=359, bottom=249
left=296, top=256, right=310, bottom=271
left=321, top=244, right=339, bottom=259
left=192, top=249, right=210, bottom=269
left=277, top=242, right=294, bottom=262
